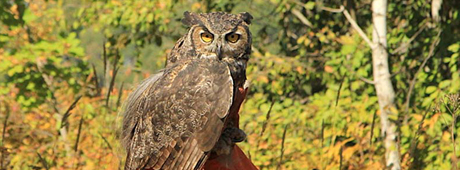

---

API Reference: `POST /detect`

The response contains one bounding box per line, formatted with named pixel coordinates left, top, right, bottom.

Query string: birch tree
left=324, top=0, right=402, bottom=169
left=371, top=0, right=401, bottom=169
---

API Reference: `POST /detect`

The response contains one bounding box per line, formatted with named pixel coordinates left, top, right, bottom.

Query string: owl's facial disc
left=192, top=25, right=249, bottom=61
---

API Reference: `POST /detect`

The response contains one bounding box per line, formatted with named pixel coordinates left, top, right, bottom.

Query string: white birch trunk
left=371, top=0, right=401, bottom=169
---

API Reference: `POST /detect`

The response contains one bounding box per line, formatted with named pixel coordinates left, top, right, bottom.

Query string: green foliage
left=1, top=0, right=460, bottom=169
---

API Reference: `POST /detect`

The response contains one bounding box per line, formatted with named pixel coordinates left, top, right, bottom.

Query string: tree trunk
left=371, top=0, right=401, bottom=169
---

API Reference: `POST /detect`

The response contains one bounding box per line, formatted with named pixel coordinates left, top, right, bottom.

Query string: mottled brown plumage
left=122, top=11, right=252, bottom=170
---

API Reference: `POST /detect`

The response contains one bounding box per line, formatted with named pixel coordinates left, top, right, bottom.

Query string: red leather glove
left=203, top=145, right=258, bottom=170
left=203, top=86, right=258, bottom=170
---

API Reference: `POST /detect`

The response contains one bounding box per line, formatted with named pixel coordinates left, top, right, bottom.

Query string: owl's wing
left=122, top=58, right=234, bottom=170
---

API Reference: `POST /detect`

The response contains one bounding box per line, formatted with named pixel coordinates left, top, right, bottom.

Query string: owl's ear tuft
left=182, top=11, right=200, bottom=26
left=239, top=12, right=253, bottom=25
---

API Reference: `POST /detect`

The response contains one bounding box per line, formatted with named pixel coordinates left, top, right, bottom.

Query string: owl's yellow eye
left=200, top=32, right=213, bottom=43
left=226, top=33, right=240, bottom=43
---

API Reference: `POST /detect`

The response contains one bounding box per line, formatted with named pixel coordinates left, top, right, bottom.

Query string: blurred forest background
left=1, top=0, right=460, bottom=169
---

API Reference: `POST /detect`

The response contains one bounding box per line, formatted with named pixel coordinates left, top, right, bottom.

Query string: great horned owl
left=121, top=11, right=253, bottom=170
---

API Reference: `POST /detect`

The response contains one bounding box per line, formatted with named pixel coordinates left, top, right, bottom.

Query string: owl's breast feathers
left=122, top=58, right=234, bottom=170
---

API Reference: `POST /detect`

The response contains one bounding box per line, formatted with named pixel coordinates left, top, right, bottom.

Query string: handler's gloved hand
left=204, top=84, right=258, bottom=170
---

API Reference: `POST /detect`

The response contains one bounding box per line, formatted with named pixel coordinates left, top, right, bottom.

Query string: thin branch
left=106, top=50, right=121, bottom=108
left=335, top=76, right=345, bottom=106
left=74, top=117, right=84, bottom=152
left=103, top=40, right=108, bottom=81
left=342, top=6, right=374, bottom=48
left=35, top=59, right=60, bottom=114
left=60, top=96, right=82, bottom=129
left=99, top=132, right=113, bottom=151
left=116, top=82, right=125, bottom=109
left=248, top=151, right=252, bottom=162
left=404, top=29, right=441, bottom=113
left=36, top=152, right=49, bottom=170
left=451, top=113, right=458, bottom=170
left=324, top=6, right=374, bottom=48
left=369, top=110, right=377, bottom=147
left=358, top=76, right=376, bottom=84
left=291, top=9, right=312, bottom=27
left=391, top=24, right=427, bottom=55
left=277, top=124, right=288, bottom=170
left=339, top=145, right=343, bottom=170
left=0, top=102, right=10, bottom=169
left=369, top=110, right=377, bottom=161
left=324, top=4, right=380, bottom=84
left=358, top=72, right=390, bottom=85
left=256, top=100, right=276, bottom=150
left=444, top=94, right=460, bottom=170
left=91, top=64, right=101, bottom=96
left=321, top=119, right=324, bottom=148
left=321, top=6, right=344, bottom=13
left=344, top=55, right=376, bottom=84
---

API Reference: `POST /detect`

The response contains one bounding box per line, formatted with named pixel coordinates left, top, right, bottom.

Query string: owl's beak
left=216, top=44, right=222, bottom=60
left=211, top=36, right=223, bottom=60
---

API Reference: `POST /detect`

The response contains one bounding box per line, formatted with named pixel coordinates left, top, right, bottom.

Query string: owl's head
left=179, top=11, right=253, bottom=63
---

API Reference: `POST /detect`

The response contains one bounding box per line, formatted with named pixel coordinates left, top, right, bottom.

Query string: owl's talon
left=222, top=127, right=246, bottom=143
left=230, top=128, right=246, bottom=143
left=211, top=127, right=247, bottom=156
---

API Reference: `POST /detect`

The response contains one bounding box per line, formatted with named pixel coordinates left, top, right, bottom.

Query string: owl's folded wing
left=122, top=59, right=234, bottom=170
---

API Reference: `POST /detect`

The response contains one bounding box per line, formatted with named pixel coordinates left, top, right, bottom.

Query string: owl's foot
left=224, top=126, right=247, bottom=143
left=212, top=127, right=246, bottom=156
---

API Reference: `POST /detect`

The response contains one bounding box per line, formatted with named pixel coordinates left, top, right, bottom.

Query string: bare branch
left=256, top=100, right=275, bottom=150
left=35, top=58, right=60, bottom=114
left=60, top=96, right=82, bottom=129
left=0, top=102, right=10, bottom=169
left=36, top=152, right=49, bottom=170
left=369, top=110, right=377, bottom=160
left=106, top=50, right=121, bottom=108
left=342, top=6, right=374, bottom=48
left=103, top=40, right=108, bottom=81
left=335, top=77, right=345, bottom=106
left=91, top=64, right=101, bottom=96
left=339, top=145, right=343, bottom=170
left=359, top=76, right=376, bottom=84
left=392, top=24, right=427, bottom=55
left=277, top=124, right=288, bottom=170
left=99, top=132, right=113, bottom=151
left=116, top=82, right=125, bottom=109
left=323, top=5, right=374, bottom=48
left=404, top=29, right=441, bottom=113
left=321, top=6, right=344, bottom=13
left=74, top=117, right=84, bottom=152
left=291, top=9, right=313, bottom=27
left=344, top=56, right=376, bottom=84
